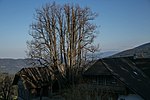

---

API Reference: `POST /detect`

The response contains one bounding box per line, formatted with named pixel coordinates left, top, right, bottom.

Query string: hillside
left=111, top=42, right=150, bottom=58
left=0, top=59, right=32, bottom=74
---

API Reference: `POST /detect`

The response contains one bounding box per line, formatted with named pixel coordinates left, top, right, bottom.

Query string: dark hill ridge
left=111, top=42, right=150, bottom=58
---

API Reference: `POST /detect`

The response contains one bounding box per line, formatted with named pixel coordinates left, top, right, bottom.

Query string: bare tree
left=0, top=75, right=14, bottom=100
left=27, top=2, right=98, bottom=87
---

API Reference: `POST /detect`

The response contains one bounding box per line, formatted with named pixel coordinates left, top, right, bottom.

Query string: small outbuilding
left=12, top=67, right=59, bottom=100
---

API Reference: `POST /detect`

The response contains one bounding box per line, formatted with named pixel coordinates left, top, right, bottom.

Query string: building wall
left=82, top=75, right=129, bottom=100
left=84, top=75, right=125, bottom=88
left=18, top=81, right=54, bottom=99
left=18, top=79, right=30, bottom=100
left=118, top=94, right=144, bottom=100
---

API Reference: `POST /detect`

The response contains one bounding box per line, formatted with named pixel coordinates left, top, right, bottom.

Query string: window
left=106, top=76, right=117, bottom=86
left=120, top=98, right=125, bottom=100
left=98, top=76, right=104, bottom=85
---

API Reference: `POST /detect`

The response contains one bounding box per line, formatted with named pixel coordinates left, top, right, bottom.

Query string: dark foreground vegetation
left=0, top=73, right=17, bottom=100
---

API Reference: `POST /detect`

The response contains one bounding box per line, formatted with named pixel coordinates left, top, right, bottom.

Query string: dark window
left=98, top=76, right=105, bottom=85
left=106, top=76, right=117, bottom=86
left=42, top=86, right=48, bottom=96
left=52, top=80, right=59, bottom=93
left=120, top=99, right=125, bottom=100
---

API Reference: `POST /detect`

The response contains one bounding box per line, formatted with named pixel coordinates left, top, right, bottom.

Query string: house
left=12, top=67, right=60, bottom=100
left=83, top=57, right=150, bottom=100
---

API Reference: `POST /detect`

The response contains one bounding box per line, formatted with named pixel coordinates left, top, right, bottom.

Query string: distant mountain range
left=0, top=59, right=32, bottom=74
left=111, top=42, right=150, bottom=58
left=0, top=52, right=117, bottom=74
left=99, top=51, right=119, bottom=58
left=0, top=42, right=150, bottom=74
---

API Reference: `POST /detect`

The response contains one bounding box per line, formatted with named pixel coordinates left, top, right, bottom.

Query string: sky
left=0, top=0, right=150, bottom=58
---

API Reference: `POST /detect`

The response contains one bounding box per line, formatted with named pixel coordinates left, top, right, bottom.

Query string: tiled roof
left=134, top=58, right=150, bottom=78
left=83, top=59, right=111, bottom=76
left=13, top=67, right=53, bottom=89
left=102, top=57, right=150, bottom=100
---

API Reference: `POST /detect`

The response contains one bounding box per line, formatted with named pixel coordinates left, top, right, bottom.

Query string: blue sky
left=0, top=0, right=150, bottom=58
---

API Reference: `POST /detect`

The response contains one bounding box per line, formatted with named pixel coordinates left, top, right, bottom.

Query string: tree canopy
left=27, top=2, right=98, bottom=86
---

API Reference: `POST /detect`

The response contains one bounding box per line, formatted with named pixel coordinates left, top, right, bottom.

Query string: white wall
left=118, top=94, right=144, bottom=100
